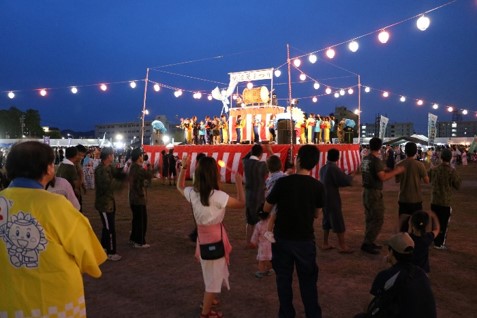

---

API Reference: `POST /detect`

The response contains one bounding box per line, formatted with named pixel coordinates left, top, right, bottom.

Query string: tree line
left=0, top=106, right=60, bottom=139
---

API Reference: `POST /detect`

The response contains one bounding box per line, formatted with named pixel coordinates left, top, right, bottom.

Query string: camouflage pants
left=362, top=189, right=385, bottom=244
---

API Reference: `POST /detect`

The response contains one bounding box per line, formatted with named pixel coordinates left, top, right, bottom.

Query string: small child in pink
left=250, top=211, right=274, bottom=278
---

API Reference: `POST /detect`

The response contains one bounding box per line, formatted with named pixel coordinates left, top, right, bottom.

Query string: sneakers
left=434, top=245, right=447, bottom=250
left=107, top=254, right=122, bottom=261
left=264, top=231, right=276, bottom=243
left=133, top=243, right=151, bottom=249
left=360, top=243, right=380, bottom=255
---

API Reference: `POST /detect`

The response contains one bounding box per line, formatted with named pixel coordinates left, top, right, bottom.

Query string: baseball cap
left=386, top=232, right=415, bottom=254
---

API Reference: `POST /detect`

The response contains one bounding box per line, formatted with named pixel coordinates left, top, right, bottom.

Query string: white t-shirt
left=184, top=187, right=229, bottom=225
left=47, top=177, right=81, bottom=210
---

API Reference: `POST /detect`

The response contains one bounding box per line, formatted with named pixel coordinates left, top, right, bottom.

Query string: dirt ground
left=82, top=163, right=477, bottom=318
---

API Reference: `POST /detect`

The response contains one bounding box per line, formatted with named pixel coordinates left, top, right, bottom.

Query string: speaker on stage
left=276, top=119, right=296, bottom=144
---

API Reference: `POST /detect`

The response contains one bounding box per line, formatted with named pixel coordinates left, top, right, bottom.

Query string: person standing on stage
left=253, top=115, right=262, bottom=144
left=235, top=115, right=244, bottom=143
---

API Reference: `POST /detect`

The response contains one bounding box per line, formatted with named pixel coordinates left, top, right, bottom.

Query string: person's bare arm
left=378, top=165, right=405, bottom=182
left=176, top=155, right=191, bottom=195
left=226, top=174, right=245, bottom=209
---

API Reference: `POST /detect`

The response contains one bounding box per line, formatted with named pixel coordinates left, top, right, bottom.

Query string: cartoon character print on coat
left=0, top=198, right=48, bottom=268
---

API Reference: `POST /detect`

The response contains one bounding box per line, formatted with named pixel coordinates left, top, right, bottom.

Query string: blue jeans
left=272, top=239, right=321, bottom=318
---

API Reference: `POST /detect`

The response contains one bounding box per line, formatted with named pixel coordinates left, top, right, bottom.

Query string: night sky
left=1, top=0, right=476, bottom=134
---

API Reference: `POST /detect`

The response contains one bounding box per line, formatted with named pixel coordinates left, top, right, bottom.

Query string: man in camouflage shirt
left=429, top=148, right=461, bottom=249
left=95, top=147, right=122, bottom=261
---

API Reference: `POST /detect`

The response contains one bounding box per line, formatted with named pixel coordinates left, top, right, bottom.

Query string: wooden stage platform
left=144, top=144, right=360, bottom=183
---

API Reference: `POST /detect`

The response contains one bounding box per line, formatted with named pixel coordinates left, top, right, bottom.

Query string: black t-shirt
left=361, top=154, right=385, bottom=190
left=410, top=232, right=435, bottom=273
left=266, top=174, right=324, bottom=240
left=371, top=263, right=436, bottom=318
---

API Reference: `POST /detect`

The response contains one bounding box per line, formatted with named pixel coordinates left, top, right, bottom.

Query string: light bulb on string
left=100, top=84, right=108, bottom=91
left=417, top=99, right=424, bottom=106
left=232, top=94, right=237, bottom=100
left=432, top=103, right=439, bottom=109
left=308, top=54, right=317, bottom=64
left=312, top=96, right=318, bottom=103
left=153, top=84, right=160, bottom=92
left=71, top=87, right=78, bottom=94
left=40, top=89, right=47, bottom=97
left=447, top=106, right=453, bottom=112
left=334, top=92, right=340, bottom=98
left=247, top=82, right=253, bottom=89
left=378, top=30, right=390, bottom=44
left=400, top=96, right=406, bottom=102
left=462, top=109, right=468, bottom=115
left=274, top=69, right=281, bottom=77
left=364, top=87, right=371, bottom=93
left=348, top=88, right=354, bottom=95
left=339, top=89, right=345, bottom=96
left=174, top=89, right=183, bottom=98
left=416, top=15, right=430, bottom=31
left=354, top=109, right=360, bottom=115
left=293, top=59, right=301, bottom=67
left=8, top=91, right=15, bottom=99
left=313, top=82, right=320, bottom=90
left=348, top=41, right=359, bottom=52
left=326, top=48, right=336, bottom=59
left=325, top=87, right=332, bottom=94
left=207, top=95, right=213, bottom=101
left=130, top=81, right=137, bottom=89
left=382, top=91, right=389, bottom=98
left=299, top=73, right=307, bottom=81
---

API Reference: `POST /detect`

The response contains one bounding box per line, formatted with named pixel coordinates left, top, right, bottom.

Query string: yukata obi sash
left=195, top=223, right=232, bottom=264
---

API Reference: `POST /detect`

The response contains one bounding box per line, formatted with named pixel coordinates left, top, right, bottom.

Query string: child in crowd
left=250, top=211, right=274, bottom=278
left=263, top=155, right=288, bottom=243
left=409, top=210, right=440, bottom=273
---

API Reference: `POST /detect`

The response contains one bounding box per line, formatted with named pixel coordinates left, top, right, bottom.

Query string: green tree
left=24, top=109, right=44, bottom=137
left=0, top=107, right=22, bottom=138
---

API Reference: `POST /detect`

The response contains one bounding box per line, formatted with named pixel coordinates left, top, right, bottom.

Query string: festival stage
left=144, top=144, right=360, bottom=183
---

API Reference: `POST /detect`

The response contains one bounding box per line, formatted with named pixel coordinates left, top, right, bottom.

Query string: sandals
left=200, top=310, right=223, bottom=318
left=199, top=299, right=220, bottom=309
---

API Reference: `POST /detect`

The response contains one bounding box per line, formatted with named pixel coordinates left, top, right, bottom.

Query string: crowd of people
left=0, top=136, right=469, bottom=317
left=176, top=112, right=357, bottom=145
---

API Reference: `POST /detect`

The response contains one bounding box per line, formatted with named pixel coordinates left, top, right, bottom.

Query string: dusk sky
left=1, top=0, right=476, bottom=134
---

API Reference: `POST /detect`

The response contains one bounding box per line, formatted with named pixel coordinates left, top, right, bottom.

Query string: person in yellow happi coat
left=0, top=141, right=106, bottom=318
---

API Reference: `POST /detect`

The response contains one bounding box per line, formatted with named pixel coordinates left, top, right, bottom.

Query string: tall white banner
left=428, top=113, right=438, bottom=146
left=379, top=115, right=389, bottom=139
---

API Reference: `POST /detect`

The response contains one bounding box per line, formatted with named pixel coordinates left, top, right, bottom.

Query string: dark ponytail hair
left=193, top=157, right=220, bottom=206
left=411, top=210, right=429, bottom=236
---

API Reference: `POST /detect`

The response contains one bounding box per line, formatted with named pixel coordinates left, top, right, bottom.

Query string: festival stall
left=144, top=144, right=360, bottom=183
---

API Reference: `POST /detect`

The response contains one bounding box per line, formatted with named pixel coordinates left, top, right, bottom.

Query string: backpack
left=364, top=265, right=416, bottom=318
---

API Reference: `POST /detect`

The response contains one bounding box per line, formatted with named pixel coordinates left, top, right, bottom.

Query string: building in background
left=94, top=115, right=179, bottom=146
left=437, top=120, right=477, bottom=138
left=360, top=121, right=414, bottom=138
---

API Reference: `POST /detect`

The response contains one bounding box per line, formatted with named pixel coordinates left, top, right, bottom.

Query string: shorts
left=398, top=202, right=422, bottom=216
left=322, top=208, right=345, bottom=233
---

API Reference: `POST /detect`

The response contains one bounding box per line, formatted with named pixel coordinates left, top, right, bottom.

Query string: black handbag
left=198, top=224, right=225, bottom=260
